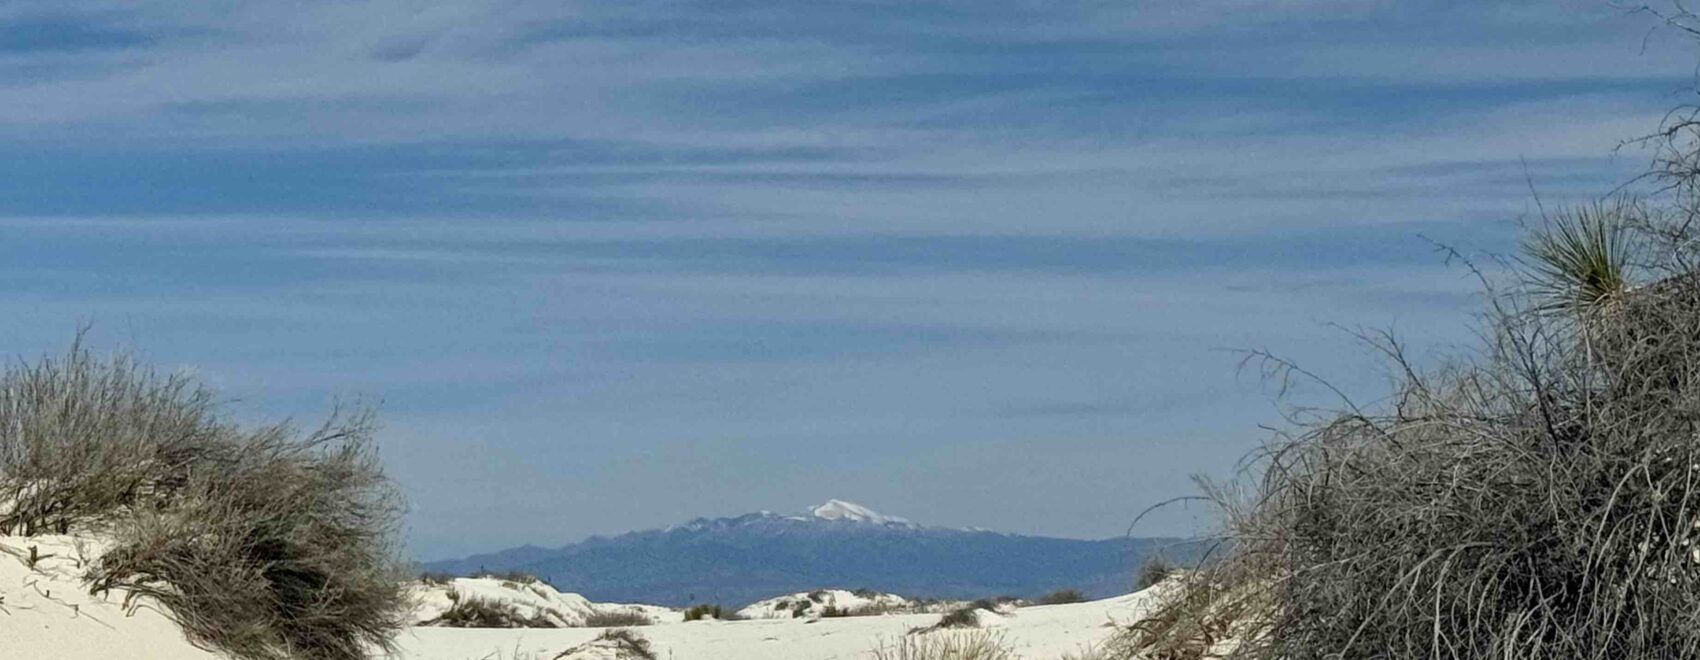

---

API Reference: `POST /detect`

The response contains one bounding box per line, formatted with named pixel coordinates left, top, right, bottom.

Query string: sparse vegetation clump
left=1035, top=588, right=1086, bottom=605
left=928, top=599, right=1000, bottom=630
left=589, top=628, right=657, bottom=660
left=548, top=628, right=657, bottom=660
left=419, top=571, right=458, bottom=586
left=869, top=630, right=1017, bottom=660
left=472, top=569, right=543, bottom=585
left=432, top=595, right=557, bottom=629
left=933, top=608, right=981, bottom=630
left=1129, top=171, right=1700, bottom=654
left=683, top=603, right=732, bottom=621
left=1133, top=557, right=1176, bottom=592
left=0, top=343, right=407, bottom=660
left=584, top=609, right=653, bottom=627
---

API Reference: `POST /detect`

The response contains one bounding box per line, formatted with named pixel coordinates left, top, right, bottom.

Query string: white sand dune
left=410, top=577, right=683, bottom=627
left=735, top=588, right=920, bottom=620
left=4, top=532, right=1158, bottom=660
left=389, top=591, right=1159, bottom=660
left=0, top=534, right=218, bottom=660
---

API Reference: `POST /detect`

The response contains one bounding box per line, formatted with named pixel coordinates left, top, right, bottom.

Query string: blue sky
left=5, top=1, right=1697, bottom=559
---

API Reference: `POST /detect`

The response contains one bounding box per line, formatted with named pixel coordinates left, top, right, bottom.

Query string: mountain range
left=421, top=500, right=1196, bottom=607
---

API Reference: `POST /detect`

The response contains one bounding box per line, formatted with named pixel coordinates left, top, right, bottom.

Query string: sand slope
left=4, top=532, right=1157, bottom=660
left=0, top=534, right=218, bottom=660
left=390, top=590, right=1158, bottom=660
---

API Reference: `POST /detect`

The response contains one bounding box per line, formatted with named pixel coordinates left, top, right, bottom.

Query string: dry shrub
left=544, top=628, right=657, bottom=660
left=0, top=347, right=223, bottom=536
left=0, top=342, right=407, bottom=660
left=1129, top=196, right=1700, bottom=659
left=586, top=628, right=657, bottom=660
left=925, top=600, right=999, bottom=631
left=428, top=594, right=560, bottom=629
left=869, top=630, right=1017, bottom=660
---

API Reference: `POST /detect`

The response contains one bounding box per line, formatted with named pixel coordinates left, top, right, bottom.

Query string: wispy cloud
left=0, top=0, right=1693, bottom=555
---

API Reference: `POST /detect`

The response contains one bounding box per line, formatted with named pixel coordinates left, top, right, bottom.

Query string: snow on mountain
left=808, top=499, right=915, bottom=526
left=422, top=500, right=1202, bottom=607
left=664, top=499, right=921, bottom=533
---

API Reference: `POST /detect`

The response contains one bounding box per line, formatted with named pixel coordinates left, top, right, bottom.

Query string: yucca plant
left=1522, top=197, right=1643, bottom=315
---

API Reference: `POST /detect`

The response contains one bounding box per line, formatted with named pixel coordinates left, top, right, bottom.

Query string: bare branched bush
left=0, top=346, right=223, bottom=536
left=0, top=342, right=406, bottom=660
left=1128, top=195, right=1700, bottom=658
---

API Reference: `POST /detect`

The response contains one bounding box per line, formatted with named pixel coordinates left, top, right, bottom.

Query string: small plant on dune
left=0, top=341, right=407, bottom=660
left=869, top=630, right=1017, bottom=660
left=545, top=628, right=657, bottom=660
left=419, top=571, right=458, bottom=586
left=583, top=609, right=652, bottom=627
left=1035, top=588, right=1086, bottom=606
left=587, top=628, right=657, bottom=660
left=928, top=600, right=999, bottom=630
left=683, top=603, right=731, bottom=621
left=850, top=601, right=902, bottom=617
left=933, top=608, right=980, bottom=630
left=1521, top=197, right=1640, bottom=315
left=1133, top=556, right=1176, bottom=592
left=473, top=569, right=543, bottom=585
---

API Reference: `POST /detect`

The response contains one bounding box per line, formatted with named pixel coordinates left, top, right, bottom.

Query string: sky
left=4, top=1, right=1699, bottom=560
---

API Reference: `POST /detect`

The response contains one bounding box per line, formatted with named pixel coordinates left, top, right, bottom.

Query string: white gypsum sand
left=0, top=534, right=220, bottom=660
left=5, top=531, right=1166, bottom=660
left=387, top=589, right=1162, bottom=660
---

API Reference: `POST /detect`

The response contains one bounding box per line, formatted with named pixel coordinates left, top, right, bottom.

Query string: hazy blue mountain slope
left=422, top=500, right=1194, bottom=606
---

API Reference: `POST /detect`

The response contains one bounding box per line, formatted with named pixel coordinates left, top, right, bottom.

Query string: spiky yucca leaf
left=1523, top=198, right=1642, bottom=315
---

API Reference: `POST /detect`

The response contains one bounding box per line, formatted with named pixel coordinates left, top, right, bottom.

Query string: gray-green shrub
left=1130, top=197, right=1700, bottom=658
left=0, top=342, right=407, bottom=660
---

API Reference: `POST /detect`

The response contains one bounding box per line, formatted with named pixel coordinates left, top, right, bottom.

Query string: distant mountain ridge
left=422, top=500, right=1195, bottom=607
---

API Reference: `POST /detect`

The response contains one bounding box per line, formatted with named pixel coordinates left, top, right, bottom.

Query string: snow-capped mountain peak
left=808, top=499, right=911, bottom=526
